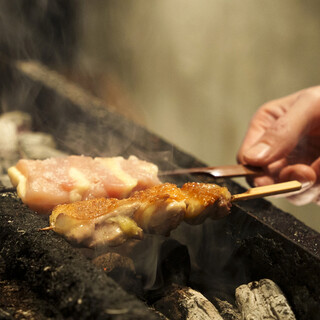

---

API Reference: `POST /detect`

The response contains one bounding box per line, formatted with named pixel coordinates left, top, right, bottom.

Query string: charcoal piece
left=18, top=132, right=57, bottom=149
left=0, top=308, right=12, bottom=320
left=93, top=252, right=144, bottom=298
left=157, top=239, right=191, bottom=287
left=0, top=175, right=13, bottom=189
left=212, top=298, right=241, bottom=320
left=0, top=117, right=19, bottom=161
left=0, top=192, right=160, bottom=320
left=235, top=279, right=296, bottom=320
left=0, top=111, right=32, bottom=132
left=131, top=237, right=191, bottom=303
left=18, top=132, right=68, bottom=160
left=93, top=252, right=136, bottom=274
left=153, top=284, right=223, bottom=320
left=0, top=111, right=33, bottom=164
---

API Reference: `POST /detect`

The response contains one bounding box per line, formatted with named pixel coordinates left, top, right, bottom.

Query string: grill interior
left=0, top=60, right=319, bottom=319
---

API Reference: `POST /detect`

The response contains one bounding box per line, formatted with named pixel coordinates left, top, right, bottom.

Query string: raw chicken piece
left=8, top=155, right=161, bottom=213
left=47, top=182, right=232, bottom=247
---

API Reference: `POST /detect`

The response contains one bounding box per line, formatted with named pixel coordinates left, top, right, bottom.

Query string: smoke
left=170, top=218, right=250, bottom=302
left=0, top=0, right=77, bottom=66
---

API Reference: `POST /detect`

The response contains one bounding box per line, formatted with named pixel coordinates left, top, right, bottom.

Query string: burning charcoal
left=157, top=239, right=191, bottom=287
left=212, top=298, right=241, bottom=320
left=18, top=132, right=57, bottom=149
left=149, top=309, right=170, bottom=320
left=0, top=174, right=13, bottom=189
left=93, top=252, right=136, bottom=274
left=0, top=117, right=19, bottom=162
left=18, top=132, right=68, bottom=159
left=235, top=279, right=296, bottom=320
left=153, top=284, right=224, bottom=320
left=133, top=238, right=191, bottom=302
left=0, top=111, right=32, bottom=132
left=92, top=252, right=144, bottom=297
left=0, top=308, right=12, bottom=320
left=0, top=111, right=32, bottom=171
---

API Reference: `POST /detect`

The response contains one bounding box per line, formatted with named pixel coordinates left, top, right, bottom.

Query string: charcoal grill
left=0, top=60, right=319, bottom=319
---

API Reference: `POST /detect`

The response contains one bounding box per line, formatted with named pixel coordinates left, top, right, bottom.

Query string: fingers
left=311, top=158, right=320, bottom=205
left=279, top=164, right=317, bottom=186
left=311, top=157, right=320, bottom=179
left=248, top=159, right=287, bottom=187
left=243, top=106, right=308, bottom=166
left=279, top=164, right=317, bottom=205
left=237, top=92, right=300, bottom=164
left=238, top=87, right=320, bottom=167
left=248, top=161, right=320, bottom=205
left=237, top=87, right=320, bottom=205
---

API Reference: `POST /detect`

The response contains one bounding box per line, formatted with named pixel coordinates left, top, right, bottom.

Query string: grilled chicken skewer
left=44, top=182, right=231, bottom=248
left=43, top=181, right=301, bottom=248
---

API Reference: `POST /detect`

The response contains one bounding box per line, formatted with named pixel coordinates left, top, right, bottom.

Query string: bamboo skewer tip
left=232, top=180, right=302, bottom=202
left=39, top=226, right=54, bottom=231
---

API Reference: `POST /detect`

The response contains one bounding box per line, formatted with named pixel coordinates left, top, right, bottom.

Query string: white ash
left=0, top=111, right=32, bottom=132
left=18, top=132, right=67, bottom=160
left=0, top=118, right=19, bottom=160
left=0, top=111, right=68, bottom=186
left=235, top=279, right=296, bottom=320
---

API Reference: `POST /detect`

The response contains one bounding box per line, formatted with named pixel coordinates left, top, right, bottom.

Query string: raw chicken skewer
left=8, top=155, right=161, bottom=213
left=42, top=181, right=301, bottom=248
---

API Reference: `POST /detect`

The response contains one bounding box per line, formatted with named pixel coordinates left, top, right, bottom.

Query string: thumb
left=243, top=105, right=309, bottom=166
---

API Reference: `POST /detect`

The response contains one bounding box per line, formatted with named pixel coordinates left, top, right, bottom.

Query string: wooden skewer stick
left=39, top=226, right=54, bottom=231
left=232, top=180, right=302, bottom=201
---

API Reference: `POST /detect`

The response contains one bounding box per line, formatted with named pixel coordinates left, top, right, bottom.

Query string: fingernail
left=244, top=143, right=271, bottom=161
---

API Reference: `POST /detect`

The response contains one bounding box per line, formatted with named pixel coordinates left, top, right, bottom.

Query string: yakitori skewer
left=40, top=181, right=302, bottom=248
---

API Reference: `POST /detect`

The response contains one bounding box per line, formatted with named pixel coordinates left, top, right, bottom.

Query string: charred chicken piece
left=48, top=182, right=232, bottom=248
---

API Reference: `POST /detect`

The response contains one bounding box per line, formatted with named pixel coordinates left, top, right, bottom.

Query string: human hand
left=237, top=86, right=320, bottom=205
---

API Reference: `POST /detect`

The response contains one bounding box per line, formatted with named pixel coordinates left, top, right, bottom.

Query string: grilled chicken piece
left=48, top=182, right=231, bottom=248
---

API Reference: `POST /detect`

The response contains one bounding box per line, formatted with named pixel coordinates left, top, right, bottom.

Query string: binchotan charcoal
left=153, top=284, right=224, bottom=320
left=0, top=111, right=32, bottom=133
left=157, top=239, right=191, bottom=287
left=134, top=238, right=191, bottom=294
left=0, top=111, right=32, bottom=167
left=0, top=174, right=13, bottom=189
left=235, top=279, right=296, bottom=320
left=18, top=132, right=68, bottom=160
left=212, top=297, right=241, bottom=320
left=93, top=252, right=136, bottom=274
left=92, top=252, right=144, bottom=298
left=0, top=307, right=12, bottom=320
left=0, top=191, right=161, bottom=320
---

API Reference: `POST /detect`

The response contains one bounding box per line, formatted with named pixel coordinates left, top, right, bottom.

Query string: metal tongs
left=159, top=164, right=263, bottom=178
left=160, top=164, right=302, bottom=200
